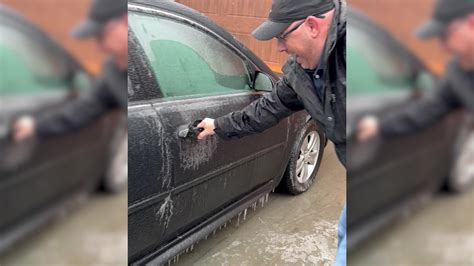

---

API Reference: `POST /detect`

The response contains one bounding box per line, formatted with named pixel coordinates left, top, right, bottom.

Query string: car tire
left=448, top=118, right=474, bottom=193
left=282, top=121, right=325, bottom=195
left=102, top=125, right=128, bottom=193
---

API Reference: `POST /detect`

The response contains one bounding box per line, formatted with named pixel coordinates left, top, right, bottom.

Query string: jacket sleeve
left=35, top=78, right=112, bottom=139
left=213, top=77, right=304, bottom=140
left=379, top=77, right=460, bottom=138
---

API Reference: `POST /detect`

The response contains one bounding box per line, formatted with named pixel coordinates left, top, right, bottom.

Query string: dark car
left=347, top=8, right=474, bottom=249
left=127, top=1, right=327, bottom=264
left=0, top=6, right=127, bottom=253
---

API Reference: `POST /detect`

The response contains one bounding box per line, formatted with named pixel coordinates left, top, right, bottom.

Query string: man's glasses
left=275, top=14, right=325, bottom=41
left=276, top=20, right=305, bottom=41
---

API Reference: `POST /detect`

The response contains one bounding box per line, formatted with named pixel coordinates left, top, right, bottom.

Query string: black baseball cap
left=72, top=0, right=127, bottom=39
left=252, top=0, right=335, bottom=41
left=416, top=0, right=474, bottom=39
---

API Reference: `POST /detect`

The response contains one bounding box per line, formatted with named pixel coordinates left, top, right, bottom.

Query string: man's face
left=96, top=15, right=128, bottom=65
left=277, top=20, right=309, bottom=68
left=438, top=15, right=474, bottom=69
left=275, top=11, right=333, bottom=70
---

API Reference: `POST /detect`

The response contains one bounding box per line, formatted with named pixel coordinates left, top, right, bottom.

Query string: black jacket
left=36, top=59, right=128, bottom=138
left=380, top=59, right=474, bottom=137
left=214, top=0, right=347, bottom=166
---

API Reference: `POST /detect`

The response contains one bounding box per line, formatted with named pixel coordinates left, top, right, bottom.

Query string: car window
left=128, top=11, right=252, bottom=99
left=0, top=24, right=74, bottom=96
left=347, top=25, right=414, bottom=96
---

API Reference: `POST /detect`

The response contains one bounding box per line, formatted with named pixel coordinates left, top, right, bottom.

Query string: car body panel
left=127, top=0, right=314, bottom=263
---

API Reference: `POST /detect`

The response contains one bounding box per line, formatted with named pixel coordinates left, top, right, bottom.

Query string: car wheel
left=283, top=121, right=324, bottom=195
left=449, top=121, right=474, bottom=192
left=102, top=127, right=128, bottom=193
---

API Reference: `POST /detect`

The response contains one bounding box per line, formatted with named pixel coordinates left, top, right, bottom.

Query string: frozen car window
left=0, top=24, right=71, bottom=96
left=129, top=12, right=252, bottom=98
left=347, top=25, right=413, bottom=96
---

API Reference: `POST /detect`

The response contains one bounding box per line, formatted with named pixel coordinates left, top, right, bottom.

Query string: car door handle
left=178, top=120, right=204, bottom=139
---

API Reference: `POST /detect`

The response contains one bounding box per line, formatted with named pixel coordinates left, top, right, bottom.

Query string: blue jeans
left=333, top=204, right=346, bottom=266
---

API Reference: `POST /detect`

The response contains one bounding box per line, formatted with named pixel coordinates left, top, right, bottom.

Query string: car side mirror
left=71, top=71, right=93, bottom=92
left=253, top=72, right=273, bottom=92
left=415, top=71, right=436, bottom=91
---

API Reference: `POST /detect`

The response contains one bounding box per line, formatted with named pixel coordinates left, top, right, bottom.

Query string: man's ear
left=305, top=16, right=321, bottom=38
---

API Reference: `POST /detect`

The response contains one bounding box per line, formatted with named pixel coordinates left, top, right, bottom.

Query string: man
left=12, top=0, right=128, bottom=142
left=358, top=0, right=474, bottom=142
left=197, top=0, right=347, bottom=264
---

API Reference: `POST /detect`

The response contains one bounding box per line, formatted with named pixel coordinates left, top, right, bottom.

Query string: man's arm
left=358, top=77, right=460, bottom=140
left=13, top=78, right=112, bottom=142
left=35, top=84, right=111, bottom=138
left=379, top=78, right=459, bottom=137
left=198, top=78, right=304, bottom=140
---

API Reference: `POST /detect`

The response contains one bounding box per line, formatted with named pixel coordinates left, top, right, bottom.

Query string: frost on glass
left=129, top=12, right=251, bottom=98
left=0, top=25, right=70, bottom=96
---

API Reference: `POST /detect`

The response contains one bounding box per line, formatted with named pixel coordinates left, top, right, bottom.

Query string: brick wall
left=3, top=0, right=446, bottom=75
left=176, top=0, right=286, bottom=73
left=2, top=0, right=104, bottom=74
left=177, top=0, right=447, bottom=74
left=350, top=0, right=448, bottom=74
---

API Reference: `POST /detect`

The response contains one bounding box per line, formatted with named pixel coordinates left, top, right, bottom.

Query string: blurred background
left=0, top=0, right=127, bottom=264
left=351, top=0, right=448, bottom=74
left=347, top=0, right=474, bottom=265
left=2, top=0, right=104, bottom=74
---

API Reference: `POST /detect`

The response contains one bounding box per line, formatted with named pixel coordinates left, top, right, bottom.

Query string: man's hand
left=357, top=116, right=379, bottom=142
left=197, top=118, right=216, bottom=140
left=13, top=115, right=36, bottom=143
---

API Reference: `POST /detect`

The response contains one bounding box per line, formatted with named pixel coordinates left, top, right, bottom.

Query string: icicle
left=243, top=208, right=247, bottom=220
left=272, top=188, right=275, bottom=193
left=265, top=193, right=269, bottom=203
left=191, top=244, right=194, bottom=251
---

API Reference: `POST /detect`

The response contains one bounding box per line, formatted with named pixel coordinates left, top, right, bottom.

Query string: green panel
left=0, top=44, right=64, bottom=95
left=347, top=46, right=402, bottom=96
left=0, top=22, right=72, bottom=96
left=347, top=46, right=413, bottom=97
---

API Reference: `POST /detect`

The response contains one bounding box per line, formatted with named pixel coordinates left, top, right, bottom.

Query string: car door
left=127, top=6, right=291, bottom=261
left=0, top=7, right=107, bottom=238
left=346, top=13, right=451, bottom=229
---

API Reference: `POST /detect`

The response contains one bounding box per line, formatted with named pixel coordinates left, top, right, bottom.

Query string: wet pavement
left=349, top=186, right=474, bottom=265
left=175, top=142, right=346, bottom=266
left=0, top=191, right=127, bottom=265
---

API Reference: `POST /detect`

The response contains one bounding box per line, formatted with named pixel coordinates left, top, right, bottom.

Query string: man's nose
left=277, top=39, right=287, bottom=53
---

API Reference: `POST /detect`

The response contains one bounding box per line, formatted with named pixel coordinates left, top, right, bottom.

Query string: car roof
left=128, top=0, right=277, bottom=79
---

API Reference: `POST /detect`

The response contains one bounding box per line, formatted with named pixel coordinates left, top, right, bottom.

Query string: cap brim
left=415, top=20, right=447, bottom=39
left=252, top=20, right=291, bottom=41
left=71, top=19, right=103, bottom=39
